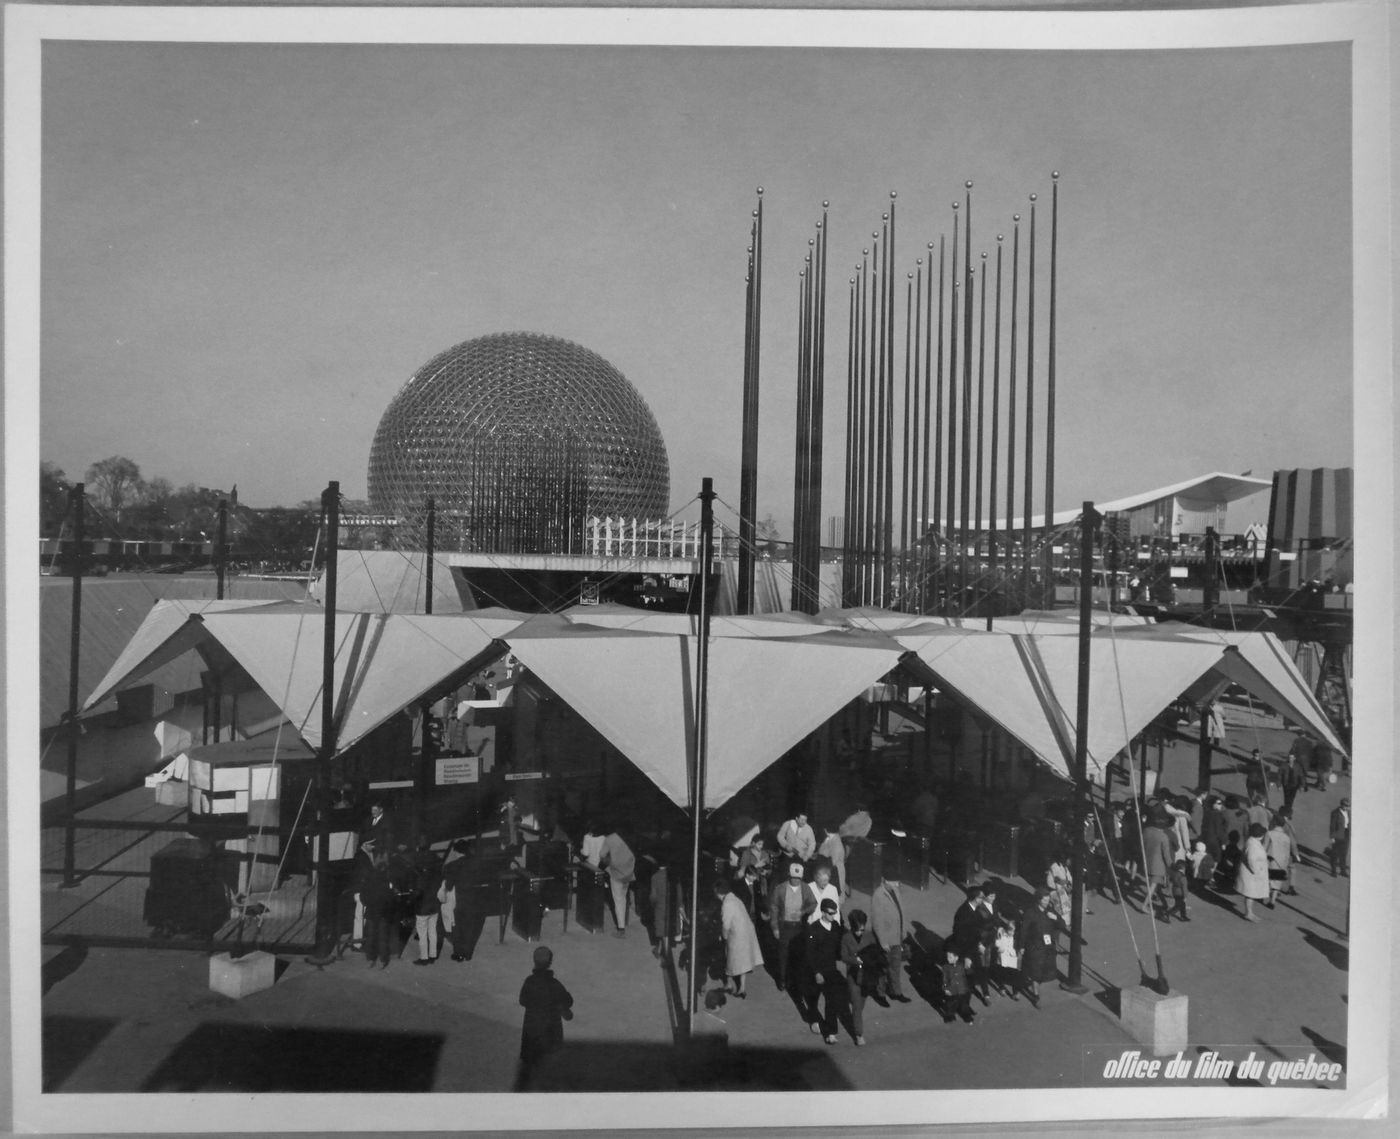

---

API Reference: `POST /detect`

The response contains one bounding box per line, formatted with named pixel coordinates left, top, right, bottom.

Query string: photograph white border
left=5, top=3, right=1392, bottom=1132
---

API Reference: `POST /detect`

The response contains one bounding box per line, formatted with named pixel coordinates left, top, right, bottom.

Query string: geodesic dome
left=367, top=332, right=670, bottom=552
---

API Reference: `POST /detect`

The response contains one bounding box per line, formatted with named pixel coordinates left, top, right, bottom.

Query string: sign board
left=1169, top=566, right=1189, bottom=579
left=435, top=756, right=480, bottom=786
left=579, top=581, right=599, bottom=605
left=505, top=771, right=544, bottom=782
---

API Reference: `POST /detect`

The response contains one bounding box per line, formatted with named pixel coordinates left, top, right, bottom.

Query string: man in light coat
left=870, top=871, right=911, bottom=1003
left=599, top=827, right=636, bottom=937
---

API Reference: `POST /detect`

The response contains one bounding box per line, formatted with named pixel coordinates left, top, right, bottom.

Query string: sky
left=38, top=37, right=1352, bottom=536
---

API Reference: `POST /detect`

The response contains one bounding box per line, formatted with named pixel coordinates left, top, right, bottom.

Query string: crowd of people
left=332, top=732, right=1349, bottom=1064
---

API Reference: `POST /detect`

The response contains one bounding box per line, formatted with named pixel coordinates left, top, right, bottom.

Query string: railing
left=41, top=815, right=318, bottom=954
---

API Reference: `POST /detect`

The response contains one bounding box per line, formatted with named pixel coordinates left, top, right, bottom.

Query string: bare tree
left=84, top=455, right=144, bottom=522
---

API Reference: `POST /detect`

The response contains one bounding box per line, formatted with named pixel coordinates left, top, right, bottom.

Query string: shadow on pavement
left=139, top=1023, right=444, bottom=1091
left=1299, top=927, right=1348, bottom=971
left=1300, top=1026, right=1346, bottom=1068
left=522, top=1039, right=854, bottom=1092
left=43, top=1015, right=120, bottom=1092
left=42, top=941, right=89, bottom=995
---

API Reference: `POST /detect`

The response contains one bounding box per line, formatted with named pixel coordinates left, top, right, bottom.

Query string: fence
left=41, top=811, right=320, bottom=955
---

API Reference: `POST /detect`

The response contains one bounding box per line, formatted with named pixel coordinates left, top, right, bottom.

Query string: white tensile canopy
left=891, top=620, right=1346, bottom=781
left=83, top=602, right=525, bottom=752
left=505, top=616, right=907, bottom=808
left=1107, top=625, right=1347, bottom=756
left=84, top=598, right=1344, bottom=808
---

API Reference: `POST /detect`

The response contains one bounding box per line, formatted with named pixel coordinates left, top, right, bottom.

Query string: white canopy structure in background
left=1111, top=625, right=1347, bottom=755
left=83, top=601, right=523, bottom=752
left=83, top=597, right=1344, bottom=809
left=885, top=618, right=1346, bottom=782
left=507, top=616, right=907, bottom=808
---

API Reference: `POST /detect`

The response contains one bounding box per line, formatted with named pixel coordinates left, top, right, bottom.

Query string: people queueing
left=411, top=836, right=444, bottom=965
left=714, top=877, right=763, bottom=999
left=442, top=839, right=483, bottom=962
left=817, top=821, right=848, bottom=898
left=1275, top=806, right=1303, bottom=884
left=516, top=945, right=574, bottom=1090
left=1188, top=840, right=1216, bottom=897
left=938, top=943, right=976, bottom=1025
left=1016, top=887, right=1059, bottom=1006
left=1236, top=821, right=1270, bottom=922
left=838, top=802, right=873, bottom=841
left=1279, top=752, right=1307, bottom=811
left=768, top=861, right=812, bottom=992
left=805, top=862, right=841, bottom=924
left=1139, top=807, right=1175, bottom=921
left=950, top=883, right=997, bottom=1003
left=598, top=825, right=636, bottom=938
left=578, top=820, right=606, bottom=869
left=1264, top=813, right=1294, bottom=908
left=348, top=839, right=377, bottom=952
left=737, top=834, right=772, bottom=902
left=360, top=851, right=395, bottom=969
left=1044, top=850, right=1073, bottom=923
left=870, top=870, right=911, bottom=1003
left=1202, top=795, right=1230, bottom=860
left=1215, top=829, right=1244, bottom=893
left=802, top=898, right=846, bottom=1045
left=777, top=810, right=817, bottom=870
left=1167, top=855, right=1190, bottom=922
left=1328, top=798, right=1350, bottom=878
left=989, top=915, right=1022, bottom=1001
left=840, top=908, right=879, bottom=1045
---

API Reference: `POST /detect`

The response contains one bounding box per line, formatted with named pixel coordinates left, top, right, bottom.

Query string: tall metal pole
left=1022, top=195, right=1038, bottom=604
left=62, top=484, right=85, bottom=888
left=932, top=236, right=946, bottom=609
left=884, top=193, right=897, bottom=608
left=974, top=252, right=988, bottom=613
left=945, top=207, right=960, bottom=609
left=739, top=191, right=764, bottom=614
left=1065, top=501, right=1098, bottom=993
left=988, top=235, right=1003, bottom=632
left=872, top=228, right=887, bottom=607
left=851, top=250, right=862, bottom=607
left=1007, top=216, right=1020, bottom=602
left=418, top=497, right=437, bottom=835
left=791, top=263, right=810, bottom=612
left=911, top=262, right=923, bottom=609
left=687, top=478, right=716, bottom=1032
left=843, top=278, right=857, bottom=605
left=213, top=497, right=228, bottom=743
left=921, top=243, right=935, bottom=611
left=900, top=272, right=913, bottom=578
left=1044, top=173, right=1060, bottom=602
left=811, top=208, right=829, bottom=612
left=312, top=480, right=340, bottom=959
left=959, top=183, right=974, bottom=608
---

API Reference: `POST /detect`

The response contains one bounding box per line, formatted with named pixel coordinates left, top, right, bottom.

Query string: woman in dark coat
left=360, top=852, right=395, bottom=968
left=1016, top=889, right=1059, bottom=1005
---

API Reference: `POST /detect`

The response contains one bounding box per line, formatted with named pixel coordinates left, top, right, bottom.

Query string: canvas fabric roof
left=504, top=621, right=905, bottom=809
left=84, top=603, right=525, bottom=753
left=558, top=603, right=829, bottom=638
left=315, top=550, right=469, bottom=613
left=41, top=577, right=307, bottom=728
left=1108, top=625, right=1346, bottom=755
left=894, top=620, right=1346, bottom=781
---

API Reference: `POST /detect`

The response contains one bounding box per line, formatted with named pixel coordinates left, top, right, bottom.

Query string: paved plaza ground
left=37, top=714, right=1353, bottom=1102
